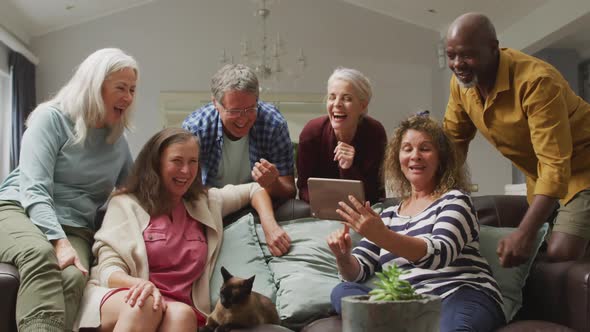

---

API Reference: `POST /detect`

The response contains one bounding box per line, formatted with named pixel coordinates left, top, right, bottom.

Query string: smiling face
left=446, top=25, right=498, bottom=89
left=160, top=138, right=200, bottom=203
left=399, top=129, right=439, bottom=192
left=326, top=79, right=367, bottom=139
left=100, top=67, right=137, bottom=128
left=215, top=90, right=258, bottom=140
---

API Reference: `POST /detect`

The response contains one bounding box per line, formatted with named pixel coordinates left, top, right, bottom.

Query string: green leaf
left=369, top=263, right=423, bottom=301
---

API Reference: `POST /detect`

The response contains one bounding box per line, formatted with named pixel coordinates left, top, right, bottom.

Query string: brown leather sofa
left=1, top=196, right=588, bottom=332
left=0, top=263, right=18, bottom=332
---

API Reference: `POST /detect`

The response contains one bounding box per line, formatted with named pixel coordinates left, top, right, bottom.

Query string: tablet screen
left=307, top=177, right=365, bottom=221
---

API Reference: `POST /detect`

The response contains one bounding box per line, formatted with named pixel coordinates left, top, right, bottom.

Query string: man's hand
left=264, top=225, right=291, bottom=257
left=252, top=158, right=280, bottom=189
left=334, top=141, right=355, bottom=169
left=51, top=238, right=88, bottom=275
left=497, top=228, right=535, bottom=267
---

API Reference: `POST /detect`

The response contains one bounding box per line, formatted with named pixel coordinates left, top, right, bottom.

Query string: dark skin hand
left=497, top=194, right=557, bottom=267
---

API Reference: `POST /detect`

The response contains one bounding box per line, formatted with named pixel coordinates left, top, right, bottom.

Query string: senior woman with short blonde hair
left=296, top=67, right=387, bottom=204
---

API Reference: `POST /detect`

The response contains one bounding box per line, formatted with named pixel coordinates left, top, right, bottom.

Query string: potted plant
left=341, top=264, right=441, bottom=332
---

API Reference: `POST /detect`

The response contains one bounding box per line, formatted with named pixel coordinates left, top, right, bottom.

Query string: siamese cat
left=199, top=266, right=280, bottom=332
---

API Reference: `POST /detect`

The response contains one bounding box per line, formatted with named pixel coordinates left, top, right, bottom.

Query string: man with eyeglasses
left=183, top=64, right=294, bottom=256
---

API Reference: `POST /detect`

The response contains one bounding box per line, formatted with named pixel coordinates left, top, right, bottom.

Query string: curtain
left=9, top=51, right=36, bottom=171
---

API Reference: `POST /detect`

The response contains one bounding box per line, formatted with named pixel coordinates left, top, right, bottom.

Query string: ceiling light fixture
left=219, top=0, right=306, bottom=93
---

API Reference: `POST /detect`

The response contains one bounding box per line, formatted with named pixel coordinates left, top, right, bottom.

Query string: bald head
left=447, top=13, right=497, bottom=43
left=445, top=13, right=500, bottom=90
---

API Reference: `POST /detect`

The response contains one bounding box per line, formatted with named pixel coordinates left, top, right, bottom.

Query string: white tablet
left=307, top=177, right=365, bottom=221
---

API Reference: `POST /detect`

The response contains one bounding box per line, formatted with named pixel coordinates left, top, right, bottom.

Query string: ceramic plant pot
left=341, top=294, right=441, bottom=332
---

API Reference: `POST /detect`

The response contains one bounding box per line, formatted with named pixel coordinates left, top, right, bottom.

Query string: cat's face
left=219, top=266, right=255, bottom=309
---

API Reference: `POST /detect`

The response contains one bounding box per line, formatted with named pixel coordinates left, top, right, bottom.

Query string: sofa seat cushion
left=230, top=324, right=296, bottom=332
left=497, top=320, right=575, bottom=332
left=300, top=316, right=341, bottom=332
left=255, top=218, right=359, bottom=331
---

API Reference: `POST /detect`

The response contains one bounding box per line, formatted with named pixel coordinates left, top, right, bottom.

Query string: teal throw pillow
left=478, top=223, right=548, bottom=322
left=210, top=213, right=277, bottom=306
left=255, top=218, right=351, bottom=330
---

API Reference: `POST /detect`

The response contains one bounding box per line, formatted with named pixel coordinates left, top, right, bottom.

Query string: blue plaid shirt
left=182, top=101, right=294, bottom=187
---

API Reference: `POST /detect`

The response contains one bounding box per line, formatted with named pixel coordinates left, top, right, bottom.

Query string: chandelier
left=219, top=0, right=307, bottom=92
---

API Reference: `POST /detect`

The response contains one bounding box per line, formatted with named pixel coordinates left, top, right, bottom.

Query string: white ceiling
left=2, top=0, right=154, bottom=37
left=341, top=0, right=549, bottom=34
left=2, top=0, right=590, bottom=55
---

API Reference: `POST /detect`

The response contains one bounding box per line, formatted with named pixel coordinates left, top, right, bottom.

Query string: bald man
left=443, top=13, right=590, bottom=267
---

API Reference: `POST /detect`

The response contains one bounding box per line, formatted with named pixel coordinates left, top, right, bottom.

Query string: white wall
left=32, top=0, right=439, bottom=152
left=500, top=0, right=590, bottom=54
left=30, top=0, right=510, bottom=196
left=535, top=48, right=581, bottom=92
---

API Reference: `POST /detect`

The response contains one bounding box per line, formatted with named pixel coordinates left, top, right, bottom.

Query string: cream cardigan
left=74, top=183, right=262, bottom=329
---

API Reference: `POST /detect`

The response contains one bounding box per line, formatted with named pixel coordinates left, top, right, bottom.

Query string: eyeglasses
left=219, top=103, right=258, bottom=118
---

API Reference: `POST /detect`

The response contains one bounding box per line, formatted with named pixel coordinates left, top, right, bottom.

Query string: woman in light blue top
left=0, top=48, right=138, bottom=332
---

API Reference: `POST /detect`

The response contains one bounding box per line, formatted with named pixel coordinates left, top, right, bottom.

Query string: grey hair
left=30, top=48, right=139, bottom=145
left=327, top=67, right=373, bottom=105
left=211, top=64, right=259, bottom=104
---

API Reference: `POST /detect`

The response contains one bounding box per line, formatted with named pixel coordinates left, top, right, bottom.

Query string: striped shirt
left=352, top=190, right=502, bottom=306
left=182, top=101, right=294, bottom=187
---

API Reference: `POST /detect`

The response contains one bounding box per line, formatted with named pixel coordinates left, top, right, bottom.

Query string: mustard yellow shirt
left=444, top=48, right=590, bottom=204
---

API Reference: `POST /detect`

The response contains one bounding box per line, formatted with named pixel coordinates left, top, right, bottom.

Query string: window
left=0, top=68, right=12, bottom=180
left=159, top=91, right=325, bottom=143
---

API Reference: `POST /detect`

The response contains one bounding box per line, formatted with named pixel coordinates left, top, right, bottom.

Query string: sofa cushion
left=478, top=223, right=549, bottom=321
left=210, top=213, right=277, bottom=306
left=255, top=218, right=352, bottom=331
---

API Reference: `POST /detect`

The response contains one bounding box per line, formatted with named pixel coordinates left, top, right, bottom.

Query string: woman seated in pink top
left=75, top=128, right=278, bottom=331
left=297, top=67, right=387, bottom=204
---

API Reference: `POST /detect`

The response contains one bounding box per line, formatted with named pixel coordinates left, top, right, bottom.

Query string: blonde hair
left=383, top=114, right=470, bottom=198
left=29, top=48, right=139, bottom=144
left=327, top=67, right=372, bottom=105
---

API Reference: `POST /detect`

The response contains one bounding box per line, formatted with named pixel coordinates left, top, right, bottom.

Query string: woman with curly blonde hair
left=327, top=113, right=505, bottom=332
left=383, top=112, right=470, bottom=199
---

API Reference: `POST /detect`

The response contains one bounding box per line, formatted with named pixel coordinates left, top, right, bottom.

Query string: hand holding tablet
left=307, top=177, right=365, bottom=221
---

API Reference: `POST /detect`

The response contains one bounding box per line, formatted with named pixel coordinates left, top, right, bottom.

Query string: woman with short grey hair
left=0, top=48, right=138, bottom=332
left=297, top=67, right=387, bottom=204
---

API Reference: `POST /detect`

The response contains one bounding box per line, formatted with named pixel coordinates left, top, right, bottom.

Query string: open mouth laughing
left=172, top=177, right=189, bottom=186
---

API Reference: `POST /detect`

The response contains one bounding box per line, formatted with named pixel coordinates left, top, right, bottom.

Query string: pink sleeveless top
left=143, top=201, right=208, bottom=306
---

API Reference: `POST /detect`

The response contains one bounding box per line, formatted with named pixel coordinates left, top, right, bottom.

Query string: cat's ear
left=221, top=266, right=233, bottom=282
left=245, top=275, right=255, bottom=290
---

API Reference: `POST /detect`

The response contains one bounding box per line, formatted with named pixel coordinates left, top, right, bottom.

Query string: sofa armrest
left=274, top=198, right=311, bottom=221
left=0, top=262, right=19, bottom=332
left=566, top=259, right=590, bottom=330
left=520, top=257, right=590, bottom=331
left=223, top=198, right=311, bottom=227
